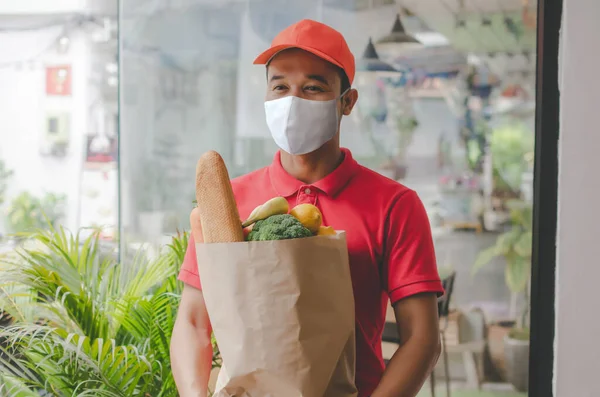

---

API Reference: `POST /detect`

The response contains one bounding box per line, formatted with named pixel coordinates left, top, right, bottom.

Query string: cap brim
left=253, top=44, right=345, bottom=72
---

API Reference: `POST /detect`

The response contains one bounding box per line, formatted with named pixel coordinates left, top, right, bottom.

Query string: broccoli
left=246, top=214, right=313, bottom=241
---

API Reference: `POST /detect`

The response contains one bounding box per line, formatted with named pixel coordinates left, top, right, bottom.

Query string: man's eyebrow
left=269, top=75, right=284, bottom=82
left=306, top=74, right=330, bottom=85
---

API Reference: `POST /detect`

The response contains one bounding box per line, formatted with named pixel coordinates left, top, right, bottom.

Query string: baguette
left=195, top=151, right=245, bottom=243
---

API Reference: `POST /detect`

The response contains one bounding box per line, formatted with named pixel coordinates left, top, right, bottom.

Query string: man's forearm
left=171, top=319, right=214, bottom=397
left=371, top=336, right=440, bottom=397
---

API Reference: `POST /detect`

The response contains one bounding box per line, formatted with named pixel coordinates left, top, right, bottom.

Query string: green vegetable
left=246, top=214, right=312, bottom=241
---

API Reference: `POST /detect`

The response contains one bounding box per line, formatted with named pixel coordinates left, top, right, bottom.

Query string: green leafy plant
left=0, top=226, right=221, bottom=395
left=394, top=116, right=419, bottom=165
left=6, top=192, right=66, bottom=234
left=0, top=159, right=13, bottom=207
left=472, top=200, right=532, bottom=337
left=490, top=123, right=535, bottom=195
left=461, top=119, right=489, bottom=173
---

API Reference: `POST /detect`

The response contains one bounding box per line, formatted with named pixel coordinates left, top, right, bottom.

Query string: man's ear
left=342, top=89, right=359, bottom=116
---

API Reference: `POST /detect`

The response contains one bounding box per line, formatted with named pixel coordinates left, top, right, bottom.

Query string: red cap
left=253, top=19, right=355, bottom=85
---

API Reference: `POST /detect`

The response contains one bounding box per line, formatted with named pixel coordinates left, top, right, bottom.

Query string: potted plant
left=461, top=118, right=490, bottom=174
left=6, top=192, right=66, bottom=235
left=481, top=122, right=534, bottom=232
left=489, top=123, right=535, bottom=207
left=473, top=199, right=532, bottom=391
left=0, top=227, right=222, bottom=394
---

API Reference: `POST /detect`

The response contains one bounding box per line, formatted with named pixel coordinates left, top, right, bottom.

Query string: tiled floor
left=416, top=381, right=526, bottom=397
left=417, top=389, right=525, bottom=397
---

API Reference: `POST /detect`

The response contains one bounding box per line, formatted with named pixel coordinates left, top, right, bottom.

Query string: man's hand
left=171, top=285, right=214, bottom=397
left=371, top=293, right=441, bottom=397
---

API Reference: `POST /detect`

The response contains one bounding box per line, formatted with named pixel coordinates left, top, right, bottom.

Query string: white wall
left=0, top=26, right=90, bottom=232
left=554, top=0, right=600, bottom=395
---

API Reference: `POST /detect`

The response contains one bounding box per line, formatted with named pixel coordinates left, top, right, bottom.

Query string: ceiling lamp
left=356, top=37, right=399, bottom=73
left=375, top=14, right=423, bottom=55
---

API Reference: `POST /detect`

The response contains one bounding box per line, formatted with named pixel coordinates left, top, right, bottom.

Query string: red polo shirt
left=178, top=148, right=444, bottom=397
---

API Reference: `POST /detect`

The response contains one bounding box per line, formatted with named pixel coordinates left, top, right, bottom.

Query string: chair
left=381, top=272, right=456, bottom=397
left=431, top=271, right=456, bottom=397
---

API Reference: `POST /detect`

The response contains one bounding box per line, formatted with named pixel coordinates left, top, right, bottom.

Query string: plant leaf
left=505, top=255, right=531, bottom=293
left=472, top=244, right=501, bottom=276
left=0, top=229, right=208, bottom=395
left=514, top=231, right=533, bottom=257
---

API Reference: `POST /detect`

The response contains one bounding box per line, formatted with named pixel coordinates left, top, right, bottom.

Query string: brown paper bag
left=196, top=232, right=357, bottom=397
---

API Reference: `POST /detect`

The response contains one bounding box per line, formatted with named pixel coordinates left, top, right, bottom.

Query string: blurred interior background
left=0, top=0, right=539, bottom=395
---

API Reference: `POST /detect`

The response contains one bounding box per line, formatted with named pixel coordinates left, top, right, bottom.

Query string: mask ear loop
left=339, top=87, right=351, bottom=100
left=339, top=87, right=351, bottom=115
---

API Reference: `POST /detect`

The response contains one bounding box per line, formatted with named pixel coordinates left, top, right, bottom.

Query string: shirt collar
left=269, top=148, right=359, bottom=198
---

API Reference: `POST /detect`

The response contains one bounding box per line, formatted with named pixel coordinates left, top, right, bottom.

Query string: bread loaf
left=195, top=151, right=245, bottom=243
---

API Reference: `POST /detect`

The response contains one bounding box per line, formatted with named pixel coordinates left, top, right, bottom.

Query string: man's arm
left=171, top=284, right=214, bottom=397
left=371, top=293, right=441, bottom=397
left=374, top=189, right=444, bottom=396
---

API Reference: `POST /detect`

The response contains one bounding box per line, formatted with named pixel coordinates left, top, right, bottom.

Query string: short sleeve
left=177, top=233, right=202, bottom=290
left=384, top=190, right=444, bottom=305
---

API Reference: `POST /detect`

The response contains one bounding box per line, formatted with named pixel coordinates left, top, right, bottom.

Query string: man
left=171, top=19, right=444, bottom=397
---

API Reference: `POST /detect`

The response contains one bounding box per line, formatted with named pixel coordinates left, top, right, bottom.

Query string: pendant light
left=355, top=38, right=400, bottom=125
left=356, top=37, right=399, bottom=73
left=375, top=14, right=423, bottom=56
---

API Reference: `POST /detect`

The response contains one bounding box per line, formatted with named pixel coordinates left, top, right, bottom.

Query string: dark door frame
left=529, top=0, right=562, bottom=395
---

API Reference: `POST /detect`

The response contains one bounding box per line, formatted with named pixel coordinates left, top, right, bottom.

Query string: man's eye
left=305, top=86, right=324, bottom=92
left=273, top=85, right=287, bottom=91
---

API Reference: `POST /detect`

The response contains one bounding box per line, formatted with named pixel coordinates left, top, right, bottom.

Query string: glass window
left=119, top=1, right=537, bottom=395
left=0, top=1, right=539, bottom=395
left=0, top=12, right=118, bottom=241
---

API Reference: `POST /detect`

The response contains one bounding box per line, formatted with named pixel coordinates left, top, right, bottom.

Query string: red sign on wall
left=46, top=65, right=72, bottom=96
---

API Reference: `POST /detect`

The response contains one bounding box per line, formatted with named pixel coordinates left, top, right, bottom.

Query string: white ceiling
left=397, top=0, right=537, bottom=53
left=122, top=0, right=537, bottom=79
left=397, top=0, right=538, bottom=78
left=322, top=0, right=537, bottom=55
left=404, top=0, right=534, bottom=14
left=321, top=0, right=538, bottom=77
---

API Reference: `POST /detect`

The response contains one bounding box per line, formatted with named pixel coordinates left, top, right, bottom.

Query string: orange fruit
left=290, top=204, right=322, bottom=234
left=317, top=225, right=336, bottom=236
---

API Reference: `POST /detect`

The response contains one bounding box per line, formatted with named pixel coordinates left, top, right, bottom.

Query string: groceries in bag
left=242, top=198, right=338, bottom=241
left=289, top=203, right=323, bottom=234
left=193, top=150, right=357, bottom=397
left=241, top=196, right=289, bottom=228
left=194, top=150, right=245, bottom=243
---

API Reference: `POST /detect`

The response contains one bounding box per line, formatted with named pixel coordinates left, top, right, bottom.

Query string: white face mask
left=264, top=89, right=349, bottom=155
